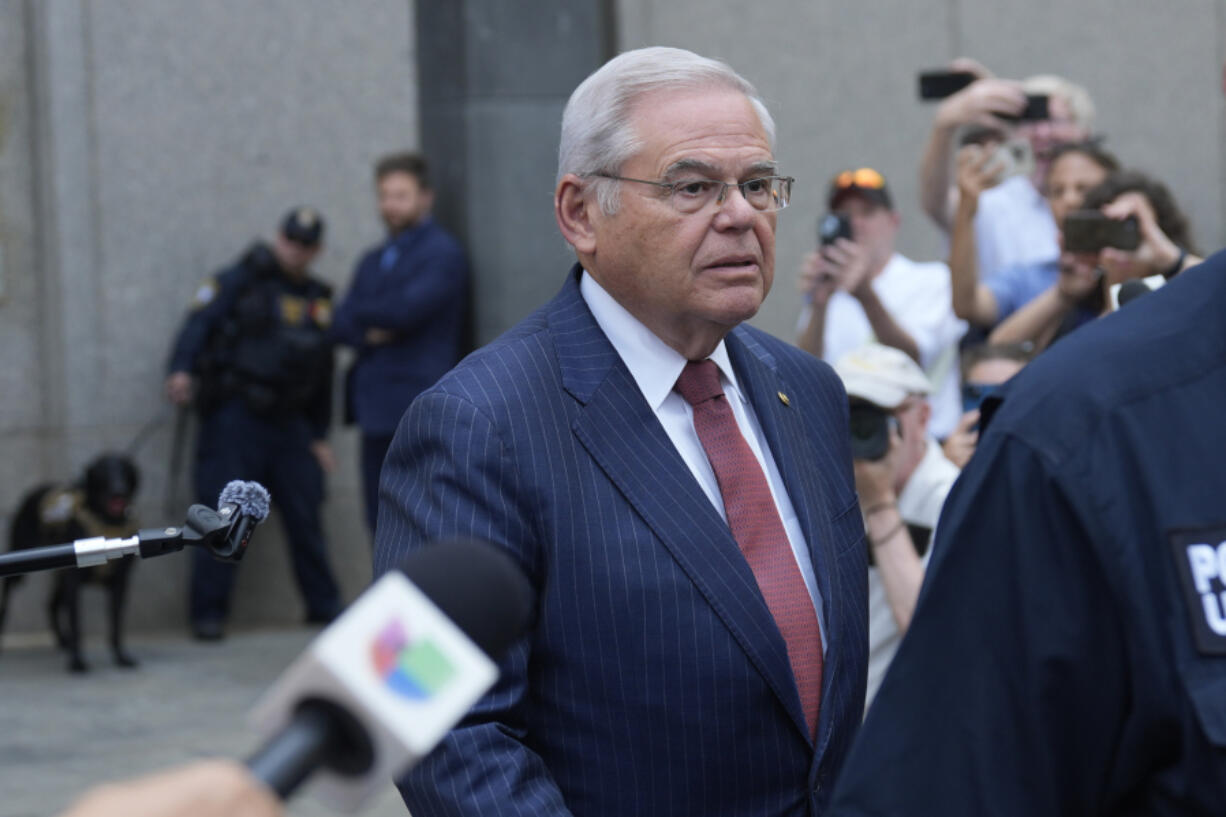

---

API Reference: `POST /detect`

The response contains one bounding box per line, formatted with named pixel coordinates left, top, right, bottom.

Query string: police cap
left=281, top=206, right=325, bottom=247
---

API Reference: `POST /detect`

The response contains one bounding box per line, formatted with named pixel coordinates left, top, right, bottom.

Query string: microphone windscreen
left=399, top=540, right=533, bottom=662
left=1117, top=279, right=1153, bottom=307
left=218, top=480, right=272, bottom=521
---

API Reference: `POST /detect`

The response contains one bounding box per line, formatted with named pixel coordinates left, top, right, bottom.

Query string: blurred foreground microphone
left=0, top=479, right=270, bottom=578
left=1117, top=278, right=1154, bottom=308
left=245, top=539, right=534, bottom=810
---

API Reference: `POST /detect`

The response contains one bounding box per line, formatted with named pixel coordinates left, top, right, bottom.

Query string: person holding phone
left=917, top=60, right=1096, bottom=281
left=989, top=170, right=1201, bottom=352
left=949, top=140, right=1119, bottom=331
left=797, top=168, right=966, bottom=438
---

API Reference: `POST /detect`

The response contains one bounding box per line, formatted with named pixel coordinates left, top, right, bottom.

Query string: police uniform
left=830, top=253, right=1226, bottom=815
left=167, top=208, right=341, bottom=635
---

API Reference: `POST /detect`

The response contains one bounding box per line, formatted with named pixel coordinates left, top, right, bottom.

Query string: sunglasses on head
left=833, top=168, right=886, bottom=191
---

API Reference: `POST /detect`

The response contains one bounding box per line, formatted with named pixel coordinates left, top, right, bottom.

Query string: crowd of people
left=795, top=60, right=1208, bottom=710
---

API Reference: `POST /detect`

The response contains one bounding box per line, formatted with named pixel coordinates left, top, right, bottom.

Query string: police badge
left=1170, top=526, right=1226, bottom=656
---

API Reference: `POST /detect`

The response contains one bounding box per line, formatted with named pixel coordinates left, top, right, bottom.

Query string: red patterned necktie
left=675, top=359, right=823, bottom=738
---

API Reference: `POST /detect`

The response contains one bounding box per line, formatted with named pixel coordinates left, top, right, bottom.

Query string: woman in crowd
left=989, top=170, right=1201, bottom=351
left=950, top=140, right=1122, bottom=331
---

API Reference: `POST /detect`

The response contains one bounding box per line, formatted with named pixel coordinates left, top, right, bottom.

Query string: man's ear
left=555, top=174, right=598, bottom=255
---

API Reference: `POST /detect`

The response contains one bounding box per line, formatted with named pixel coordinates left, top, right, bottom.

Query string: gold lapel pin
left=777, top=391, right=790, bottom=406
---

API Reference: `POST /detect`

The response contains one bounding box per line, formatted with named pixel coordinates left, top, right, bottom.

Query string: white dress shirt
left=798, top=253, right=967, bottom=438
left=581, top=270, right=827, bottom=649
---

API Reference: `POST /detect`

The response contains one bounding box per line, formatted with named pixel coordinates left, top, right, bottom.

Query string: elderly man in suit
left=374, top=46, right=867, bottom=817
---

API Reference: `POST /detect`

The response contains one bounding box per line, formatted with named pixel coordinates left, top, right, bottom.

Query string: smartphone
left=818, top=212, right=853, bottom=247
left=996, top=94, right=1050, bottom=122
left=1062, top=211, right=1141, bottom=253
left=986, top=140, right=1034, bottom=181
left=918, top=70, right=976, bottom=100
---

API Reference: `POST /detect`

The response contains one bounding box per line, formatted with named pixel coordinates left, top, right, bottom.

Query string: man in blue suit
left=333, top=152, right=470, bottom=534
left=374, top=46, right=867, bottom=816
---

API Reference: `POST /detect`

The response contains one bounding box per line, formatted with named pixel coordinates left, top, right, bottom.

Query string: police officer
left=829, top=254, right=1226, bottom=814
left=165, top=208, right=341, bottom=640
left=332, top=153, right=470, bottom=535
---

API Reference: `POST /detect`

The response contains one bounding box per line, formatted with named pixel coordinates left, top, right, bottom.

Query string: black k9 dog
left=1, top=454, right=140, bottom=672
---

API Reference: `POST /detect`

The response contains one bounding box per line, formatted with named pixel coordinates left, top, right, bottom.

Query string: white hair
left=557, top=46, right=776, bottom=214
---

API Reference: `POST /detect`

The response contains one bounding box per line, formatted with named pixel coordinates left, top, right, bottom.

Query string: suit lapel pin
left=777, top=391, right=790, bottom=406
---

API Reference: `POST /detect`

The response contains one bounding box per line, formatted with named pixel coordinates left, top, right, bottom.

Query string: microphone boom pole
left=0, top=480, right=271, bottom=578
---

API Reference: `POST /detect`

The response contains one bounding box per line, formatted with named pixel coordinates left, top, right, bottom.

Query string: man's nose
left=713, top=184, right=758, bottom=227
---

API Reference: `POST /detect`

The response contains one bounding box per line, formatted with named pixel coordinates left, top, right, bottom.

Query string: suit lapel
left=726, top=327, right=844, bottom=757
left=550, top=269, right=812, bottom=743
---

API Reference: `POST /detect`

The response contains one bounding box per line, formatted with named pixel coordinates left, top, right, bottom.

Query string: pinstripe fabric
left=374, top=266, right=868, bottom=817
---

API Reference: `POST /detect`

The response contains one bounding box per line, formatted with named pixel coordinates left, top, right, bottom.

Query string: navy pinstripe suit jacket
left=373, top=266, right=868, bottom=817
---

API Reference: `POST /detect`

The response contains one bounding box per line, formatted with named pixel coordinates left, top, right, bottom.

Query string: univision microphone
left=245, top=538, right=534, bottom=811
left=1110, top=273, right=1165, bottom=310
left=0, top=480, right=270, bottom=578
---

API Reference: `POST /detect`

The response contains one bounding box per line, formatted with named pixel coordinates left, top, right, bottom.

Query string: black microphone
left=245, top=539, right=534, bottom=809
left=1117, top=278, right=1153, bottom=308
left=0, top=480, right=272, bottom=578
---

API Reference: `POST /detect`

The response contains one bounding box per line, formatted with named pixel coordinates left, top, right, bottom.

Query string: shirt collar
left=579, top=269, right=740, bottom=411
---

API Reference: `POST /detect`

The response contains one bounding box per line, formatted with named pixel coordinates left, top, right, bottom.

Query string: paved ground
left=0, top=628, right=409, bottom=817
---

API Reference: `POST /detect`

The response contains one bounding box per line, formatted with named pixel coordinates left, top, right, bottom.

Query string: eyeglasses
left=832, top=167, right=886, bottom=191
left=591, top=173, right=794, bottom=214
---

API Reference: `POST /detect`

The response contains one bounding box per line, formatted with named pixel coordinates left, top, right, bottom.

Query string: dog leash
left=124, top=405, right=174, bottom=458
left=163, top=406, right=190, bottom=517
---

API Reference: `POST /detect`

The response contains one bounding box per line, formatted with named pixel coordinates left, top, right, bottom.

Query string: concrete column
left=416, top=0, right=614, bottom=344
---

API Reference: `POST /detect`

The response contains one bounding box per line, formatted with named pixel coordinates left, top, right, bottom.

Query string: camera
left=848, top=400, right=900, bottom=461
left=818, top=212, right=853, bottom=247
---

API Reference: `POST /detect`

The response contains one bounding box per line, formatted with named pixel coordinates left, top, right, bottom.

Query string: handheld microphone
left=245, top=539, right=534, bottom=811
left=1110, top=274, right=1164, bottom=310
left=0, top=480, right=271, bottom=578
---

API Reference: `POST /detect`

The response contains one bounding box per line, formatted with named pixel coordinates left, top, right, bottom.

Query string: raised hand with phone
left=796, top=168, right=968, bottom=438
left=797, top=168, right=917, bottom=364
left=990, top=168, right=1199, bottom=351
left=803, top=213, right=874, bottom=305
left=1094, top=188, right=1198, bottom=284
left=918, top=60, right=1096, bottom=294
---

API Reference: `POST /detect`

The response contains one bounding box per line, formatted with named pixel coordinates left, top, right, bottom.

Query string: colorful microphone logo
left=371, top=618, right=456, bottom=700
